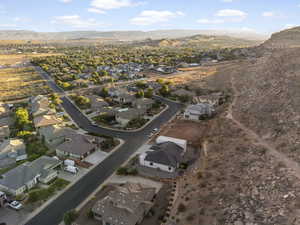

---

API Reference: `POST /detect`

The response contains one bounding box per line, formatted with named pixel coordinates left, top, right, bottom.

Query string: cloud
left=221, top=0, right=234, bottom=2
left=262, top=11, right=274, bottom=17
left=216, top=9, right=247, bottom=18
left=284, top=24, right=298, bottom=29
left=0, top=24, right=17, bottom=28
left=90, top=0, right=142, bottom=11
left=88, top=8, right=106, bottom=14
left=130, top=10, right=184, bottom=26
left=197, top=18, right=224, bottom=24
left=60, top=0, right=72, bottom=3
left=52, top=15, right=105, bottom=28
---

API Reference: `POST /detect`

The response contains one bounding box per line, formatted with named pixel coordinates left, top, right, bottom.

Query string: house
left=56, top=130, right=104, bottom=159
left=86, top=95, right=109, bottom=112
left=0, top=125, right=9, bottom=142
left=139, top=141, right=184, bottom=173
left=0, top=156, right=61, bottom=195
left=0, top=139, right=27, bottom=168
left=0, top=117, right=11, bottom=142
left=92, top=182, right=156, bottom=225
left=0, top=164, right=39, bottom=196
left=0, top=103, right=9, bottom=119
left=115, top=108, right=144, bottom=127
left=34, top=114, right=62, bottom=128
left=184, top=103, right=214, bottom=120
left=30, top=95, right=55, bottom=117
left=172, top=89, right=195, bottom=98
left=114, top=92, right=136, bottom=104
left=38, top=125, right=71, bottom=147
left=133, top=98, right=155, bottom=111
left=29, top=156, right=62, bottom=184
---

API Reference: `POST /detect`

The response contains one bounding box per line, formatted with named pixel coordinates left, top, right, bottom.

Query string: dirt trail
left=226, top=75, right=300, bottom=180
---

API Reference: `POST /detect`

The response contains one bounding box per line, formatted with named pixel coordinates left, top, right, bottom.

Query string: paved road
left=25, top=67, right=182, bottom=225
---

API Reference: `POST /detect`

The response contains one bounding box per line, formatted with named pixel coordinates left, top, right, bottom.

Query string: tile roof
left=92, top=182, right=156, bottom=225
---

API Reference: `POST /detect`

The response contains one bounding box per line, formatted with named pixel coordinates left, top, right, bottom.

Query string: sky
left=0, top=0, right=300, bottom=34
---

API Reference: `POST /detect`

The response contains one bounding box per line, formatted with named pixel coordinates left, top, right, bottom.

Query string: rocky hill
left=263, top=26, right=300, bottom=49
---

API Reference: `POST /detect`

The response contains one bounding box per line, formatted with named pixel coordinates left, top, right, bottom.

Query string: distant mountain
left=131, top=34, right=261, bottom=49
left=262, top=26, right=300, bottom=49
left=0, top=29, right=268, bottom=41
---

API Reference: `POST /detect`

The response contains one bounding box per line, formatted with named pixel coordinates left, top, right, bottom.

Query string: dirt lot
left=160, top=119, right=212, bottom=145
left=0, top=66, right=50, bottom=101
left=0, top=53, right=60, bottom=66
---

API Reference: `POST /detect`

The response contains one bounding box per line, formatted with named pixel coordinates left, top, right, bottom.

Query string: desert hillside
left=263, top=26, right=300, bottom=49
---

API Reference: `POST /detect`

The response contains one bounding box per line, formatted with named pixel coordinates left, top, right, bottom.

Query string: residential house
left=38, top=125, right=71, bottom=147
left=92, top=182, right=156, bottom=225
left=0, top=103, right=9, bottom=119
left=172, top=89, right=195, bottom=98
left=0, top=117, right=11, bottom=142
left=56, top=130, right=104, bottom=159
left=30, top=95, right=55, bottom=117
left=184, top=103, right=214, bottom=120
left=114, top=92, right=136, bottom=104
left=0, top=139, right=27, bottom=168
left=0, top=156, right=61, bottom=195
left=133, top=98, right=155, bottom=111
left=115, top=108, right=144, bottom=127
left=86, top=95, right=109, bottom=113
left=139, top=141, right=184, bottom=173
left=29, top=156, right=62, bottom=184
left=34, top=114, right=62, bottom=129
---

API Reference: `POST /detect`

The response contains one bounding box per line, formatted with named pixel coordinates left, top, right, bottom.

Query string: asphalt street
left=24, top=66, right=182, bottom=225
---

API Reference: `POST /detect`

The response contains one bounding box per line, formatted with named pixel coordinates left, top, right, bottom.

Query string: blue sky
left=0, top=0, right=299, bottom=34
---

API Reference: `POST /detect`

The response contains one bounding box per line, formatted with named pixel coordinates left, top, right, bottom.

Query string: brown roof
left=92, top=182, right=156, bottom=225
left=34, top=115, right=62, bottom=128
left=56, top=131, right=104, bottom=156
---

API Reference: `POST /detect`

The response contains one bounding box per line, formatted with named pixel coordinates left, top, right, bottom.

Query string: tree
left=15, top=107, right=30, bottom=127
left=144, top=88, right=154, bottom=98
left=135, top=90, right=144, bottom=98
left=50, top=93, right=62, bottom=105
left=100, top=87, right=109, bottom=98
left=63, top=210, right=78, bottom=225
left=159, top=84, right=170, bottom=97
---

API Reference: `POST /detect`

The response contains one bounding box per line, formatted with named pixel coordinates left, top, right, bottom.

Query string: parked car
left=152, top=128, right=159, bottom=133
left=8, top=201, right=22, bottom=210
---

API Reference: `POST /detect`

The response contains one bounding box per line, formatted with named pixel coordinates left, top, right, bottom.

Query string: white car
left=8, top=201, right=22, bottom=210
left=152, top=128, right=159, bottom=133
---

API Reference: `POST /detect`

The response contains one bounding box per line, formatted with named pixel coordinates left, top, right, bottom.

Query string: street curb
left=21, top=139, right=124, bottom=225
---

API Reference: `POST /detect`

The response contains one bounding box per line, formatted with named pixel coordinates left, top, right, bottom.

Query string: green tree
left=63, top=210, right=78, bottom=225
left=144, top=88, right=154, bottom=98
left=159, top=85, right=170, bottom=97
left=15, top=107, right=30, bottom=127
left=135, top=90, right=144, bottom=98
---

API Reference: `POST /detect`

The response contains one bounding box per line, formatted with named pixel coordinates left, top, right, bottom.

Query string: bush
left=63, top=210, right=78, bottom=225
left=117, top=167, right=138, bottom=176
left=177, top=203, right=187, bottom=213
left=87, top=209, right=94, bottom=219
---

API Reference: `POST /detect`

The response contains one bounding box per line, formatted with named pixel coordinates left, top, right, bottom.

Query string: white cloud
left=262, top=11, right=274, bottom=17
left=88, top=8, right=106, bottom=14
left=216, top=9, right=247, bottom=18
left=0, top=24, right=17, bottom=28
left=197, top=18, right=224, bottom=24
left=130, top=10, right=184, bottom=26
left=52, top=15, right=105, bottom=28
left=60, top=0, right=72, bottom=3
left=90, top=0, right=142, bottom=11
left=221, top=0, right=234, bottom=2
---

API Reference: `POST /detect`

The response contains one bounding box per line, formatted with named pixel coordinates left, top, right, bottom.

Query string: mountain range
left=0, top=29, right=268, bottom=41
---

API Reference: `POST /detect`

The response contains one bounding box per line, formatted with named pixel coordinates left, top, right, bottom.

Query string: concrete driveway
left=84, top=150, right=108, bottom=165
left=57, top=167, right=89, bottom=183
left=0, top=206, right=29, bottom=225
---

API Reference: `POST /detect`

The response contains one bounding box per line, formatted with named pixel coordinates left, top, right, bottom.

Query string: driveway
left=0, top=206, right=29, bottom=225
left=57, top=167, right=89, bottom=183
left=84, top=150, right=108, bottom=165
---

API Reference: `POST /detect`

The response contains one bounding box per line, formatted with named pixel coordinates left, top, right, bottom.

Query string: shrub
left=63, top=210, right=78, bottom=225
left=177, top=203, right=187, bottom=213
